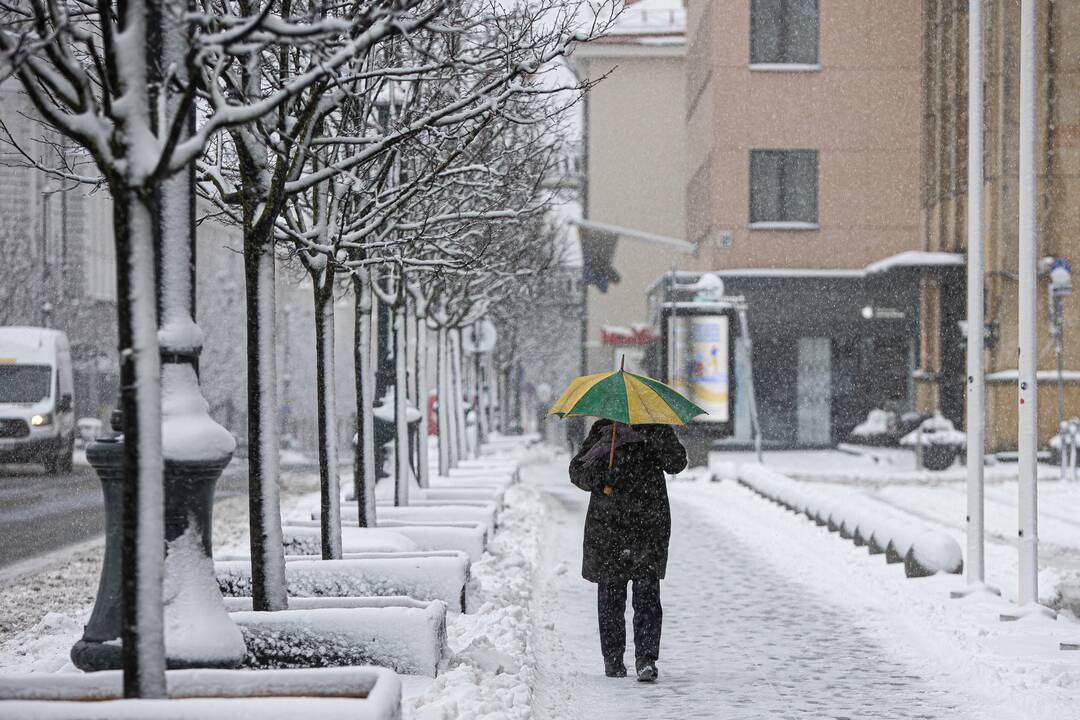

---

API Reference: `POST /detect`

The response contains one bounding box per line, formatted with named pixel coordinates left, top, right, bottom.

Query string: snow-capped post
left=409, top=282, right=432, bottom=488
left=436, top=322, right=452, bottom=476
left=953, top=0, right=995, bottom=601
left=352, top=271, right=379, bottom=527
left=1002, top=0, right=1054, bottom=621
left=451, top=327, right=469, bottom=462
left=370, top=264, right=413, bottom=506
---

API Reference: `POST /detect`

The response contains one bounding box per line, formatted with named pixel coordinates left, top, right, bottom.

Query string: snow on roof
left=592, top=0, right=685, bottom=44
left=864, top=251, right=964, bottom=275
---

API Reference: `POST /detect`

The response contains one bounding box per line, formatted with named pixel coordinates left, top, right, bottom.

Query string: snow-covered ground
left=528, top=452, right=1080, bottom=718
left=5, top=445, right=1080, bottom=718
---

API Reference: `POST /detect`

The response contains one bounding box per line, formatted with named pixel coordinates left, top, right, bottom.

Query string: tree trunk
left=243, top=226, right=288, bottom=612
left=415, top=312, right=430, bottom=488
left=393, top=303, right=410, bottom=506
left=113, top=186, right=166, bottom=698
left=449, top=329, right=465, bottom=467
left=437, top=326, right=450, bottom=477
left=352, top=277, right=377, bottom=528
left=313, top=275, right=342, bottom=559
left=475, top=341, right=487, bottom=448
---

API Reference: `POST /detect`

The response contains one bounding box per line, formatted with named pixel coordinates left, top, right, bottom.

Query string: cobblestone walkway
left=532, top=483, right=977, bottom=720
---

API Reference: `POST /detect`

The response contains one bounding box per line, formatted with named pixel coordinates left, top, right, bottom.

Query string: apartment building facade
left=680, top=1, right=928, bottom=445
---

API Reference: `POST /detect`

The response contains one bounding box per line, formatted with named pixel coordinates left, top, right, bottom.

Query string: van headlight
left=30, top=413, right=53, bottom=427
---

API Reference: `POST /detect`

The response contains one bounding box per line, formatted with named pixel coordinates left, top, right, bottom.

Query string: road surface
left=0, top=463, right=104, bottom=569
left=0, top=460, right=250, bottom=570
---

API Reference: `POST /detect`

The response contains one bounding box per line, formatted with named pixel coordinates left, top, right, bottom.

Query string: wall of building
left=575, top=49, right=687, bottom=373
left=685, top=0, right=923, bottom=270
left=922, top=0, right=1080, bottom=450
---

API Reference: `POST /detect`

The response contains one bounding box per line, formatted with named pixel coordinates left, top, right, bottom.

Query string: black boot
left=604, top=658, right=627, bottom=677
left=636, top=659, right=658, bottom=683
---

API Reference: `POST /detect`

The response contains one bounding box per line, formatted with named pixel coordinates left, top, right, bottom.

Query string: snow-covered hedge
left=282, top=526, right=418, bottom=556
left=0, top=667, right=400, bottom=719
left=440, top=468, right=519, bottom=486
left=284, top=519, right=488, bottom=562
left=226, top=598, right=447, bottom=676
left=216, top=551, right=471, bottom=611
left=737, top=464, right=963, bottom=578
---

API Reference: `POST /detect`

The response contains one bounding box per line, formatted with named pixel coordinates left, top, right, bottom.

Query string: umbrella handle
left=608, top=421, right=618, bottom=469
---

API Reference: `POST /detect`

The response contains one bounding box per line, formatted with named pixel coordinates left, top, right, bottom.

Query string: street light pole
left=953, top=0, right=997, bottom=600
left=1003, top=0, right=1054, bottom=621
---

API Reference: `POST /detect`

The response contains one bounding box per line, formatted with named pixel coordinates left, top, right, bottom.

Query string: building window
left=750, top=150, right=818, bottom=227
left=750, top=0, right=819, bottom=66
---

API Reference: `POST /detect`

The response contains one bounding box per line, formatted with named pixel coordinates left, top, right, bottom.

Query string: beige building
left=572, top=0, right=687, bottom=375
left=685, top=0, right=923, bottom=269
left=921, top=1, right=1080, bottom=451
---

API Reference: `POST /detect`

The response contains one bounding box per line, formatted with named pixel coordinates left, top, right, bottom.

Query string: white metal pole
left=1016, top=0, right=1040, bottom=610
left=966, top=0, right=987, bottom=588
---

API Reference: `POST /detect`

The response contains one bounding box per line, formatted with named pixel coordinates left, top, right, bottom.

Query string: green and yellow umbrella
left=547, top=358, right=706, bottom=468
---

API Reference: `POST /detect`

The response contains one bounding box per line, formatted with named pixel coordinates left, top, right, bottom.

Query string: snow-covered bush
left=900, top=412, right=965, bottom=471
left=899, top=412, right=965, bottom=447
left=228, top=600, right=447, bottom=675
left=216, top=552, right=471, bottom=611
left=850, top=409, right=897, bottom=444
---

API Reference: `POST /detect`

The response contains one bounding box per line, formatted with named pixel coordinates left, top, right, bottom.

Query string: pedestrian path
left=531, top=482, right=978, bottom=720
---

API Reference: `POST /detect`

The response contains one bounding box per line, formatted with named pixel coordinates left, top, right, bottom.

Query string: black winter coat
left=569, top=420, right=687, bottom=583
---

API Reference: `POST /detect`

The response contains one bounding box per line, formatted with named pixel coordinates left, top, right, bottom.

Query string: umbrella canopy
left=547, top=366, right=706, bottom=426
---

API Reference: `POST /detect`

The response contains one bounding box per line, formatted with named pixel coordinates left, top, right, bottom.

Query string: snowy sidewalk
left=530, top=470, right=1009, bottom=719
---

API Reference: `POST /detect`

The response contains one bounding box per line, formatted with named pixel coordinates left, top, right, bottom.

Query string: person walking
left=569, top=418, right=687, bottom=682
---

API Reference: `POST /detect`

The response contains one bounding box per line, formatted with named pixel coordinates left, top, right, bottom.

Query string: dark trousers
left=597, top=577, right=662, bottom=664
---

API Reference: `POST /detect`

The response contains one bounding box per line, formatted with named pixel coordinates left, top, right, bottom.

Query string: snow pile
left=163, top=527, right=246, bottom=665
left=406, top=483, right=543, bottom=720
left=900, top=412, right=966, bottom=447
left=160, top=363, right=236, bottom=462
left=851, top=408, right=894, bottom=438
left=738, top=463, right=963, bottom=577
left=0, top=612, right=85, bottom=673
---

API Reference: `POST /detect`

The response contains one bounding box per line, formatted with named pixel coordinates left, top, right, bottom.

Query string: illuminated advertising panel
left=668, top=314, right=730, bottom=423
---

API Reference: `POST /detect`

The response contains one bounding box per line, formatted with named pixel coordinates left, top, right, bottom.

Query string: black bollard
left=71, top=431, right=236, bottom=671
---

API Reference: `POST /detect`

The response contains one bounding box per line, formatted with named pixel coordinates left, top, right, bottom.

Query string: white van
left=0, top=327, right=76, bottom=473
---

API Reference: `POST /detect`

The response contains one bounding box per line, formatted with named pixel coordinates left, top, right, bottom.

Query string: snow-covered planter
left=441, top=467, right=518, bottom=485
left=376, top=521, right=488, bottom=562
left=737, top=464, right=963, bottom=578
left=900, top=412, right=966, bottom=471
left=347, top=481, right=507, bottom=507
left=0, top=667, right=400, bottom=719
left=216, top=551, right=471, bottom=611
left=225, top=598, right=447, bottom=676
left=286, top=519, right=488, bottom=562
left=848, top=408, right=898, bottom=446
left=341, top=501, right=499, bottom=532
left=282, top=526, right=418, bottom=556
